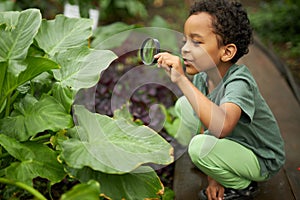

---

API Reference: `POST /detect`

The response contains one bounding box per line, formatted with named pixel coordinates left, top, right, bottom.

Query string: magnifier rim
left=140, top=38, right=160, bottom=65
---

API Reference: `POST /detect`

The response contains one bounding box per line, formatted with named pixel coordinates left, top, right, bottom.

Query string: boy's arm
left=154, top=52, right=241, bottom=138
left=176, top=75, right=241, bottom=138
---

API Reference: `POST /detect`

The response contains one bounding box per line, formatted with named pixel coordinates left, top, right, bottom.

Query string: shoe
left=198, top=182, right=259, bottom=200
left=198, top=189, right=208, bottom=200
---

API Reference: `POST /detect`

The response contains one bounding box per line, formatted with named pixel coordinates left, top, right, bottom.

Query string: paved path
left=173, top=39, right=300, bottom=199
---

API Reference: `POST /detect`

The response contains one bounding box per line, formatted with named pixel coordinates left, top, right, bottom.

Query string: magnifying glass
left=140, top=38, right=160, bottom=65
left=140, top=37, right=186, bottom=72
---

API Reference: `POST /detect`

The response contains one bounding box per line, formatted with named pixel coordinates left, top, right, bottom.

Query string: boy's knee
left=188, top=134, right=218, bottom=163
left=188, top=134, right=206, bottom=163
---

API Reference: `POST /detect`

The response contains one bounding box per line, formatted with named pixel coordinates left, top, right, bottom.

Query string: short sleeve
left=220, top=79, right=255, bottom=123
left=193, top=72, right=208, bottom=95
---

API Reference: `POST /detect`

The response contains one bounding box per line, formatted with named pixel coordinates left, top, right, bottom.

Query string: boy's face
left=182, top=12, right=223, bottom=75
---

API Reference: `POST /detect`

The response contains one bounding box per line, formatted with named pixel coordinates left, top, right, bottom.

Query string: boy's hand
left=154, top=52, right=185, bottom=83
left=206, top=177, right=225, bottom=200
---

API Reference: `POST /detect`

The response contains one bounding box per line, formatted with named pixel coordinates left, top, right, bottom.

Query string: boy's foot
left=198, top=182, right=259, bottom=200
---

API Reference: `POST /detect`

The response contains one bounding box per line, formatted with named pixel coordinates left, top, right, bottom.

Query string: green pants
left=188, top=134, right=269, bottom=189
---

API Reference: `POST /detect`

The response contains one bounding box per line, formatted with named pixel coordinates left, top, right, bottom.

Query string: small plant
left=0, top=8, right=174, bottom=199
left=160, top=96, right=202, bottom=146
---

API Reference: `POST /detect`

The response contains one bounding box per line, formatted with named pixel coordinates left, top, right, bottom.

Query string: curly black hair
left=189, top=0, right=253, bottom=63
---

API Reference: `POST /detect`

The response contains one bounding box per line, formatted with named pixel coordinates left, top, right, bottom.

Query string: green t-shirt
left=193, top=64, right=285, bottom=177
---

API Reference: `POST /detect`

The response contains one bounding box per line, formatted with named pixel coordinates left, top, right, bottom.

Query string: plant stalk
left=0, top=62, right=8, bottom=114
left=0, top=177, right=47, bottom=200
left=30, top=134, right=51, bottom=142
left=5, top=94, right=11, bottom=117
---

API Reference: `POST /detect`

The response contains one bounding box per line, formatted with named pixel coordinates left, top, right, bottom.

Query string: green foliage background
left=249, top=0, right=300, bottom=95
left=0, top=7, right=174, bottom=200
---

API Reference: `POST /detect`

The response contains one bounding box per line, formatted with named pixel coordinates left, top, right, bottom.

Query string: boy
left=154, top=0, right=285, bottom=199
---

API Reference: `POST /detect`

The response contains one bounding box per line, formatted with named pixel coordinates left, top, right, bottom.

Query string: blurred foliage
left=283, top=0, right=300, bottom=7
left=0, top=0, right=64, bottom=19
left=249, top=0, right=300, bottom=93
left=0, top=0, right=150, bottom=24
left=0, top=0, right=188, bottom=28
left=249, top=0, right=300, bottom=57
left=98, top=0, right=149, bottom=24
left=62, top=0, right=149, bottom=23
left=0, top=0, right=14, bottom=11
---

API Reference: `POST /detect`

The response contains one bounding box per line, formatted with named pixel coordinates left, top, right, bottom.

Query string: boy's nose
left=181, top=43, right=190, bottom=54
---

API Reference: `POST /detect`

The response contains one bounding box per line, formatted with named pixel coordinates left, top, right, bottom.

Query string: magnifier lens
left=140, top=38, right=160, bottom=65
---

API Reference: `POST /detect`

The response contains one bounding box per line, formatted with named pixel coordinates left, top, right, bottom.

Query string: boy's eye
left=192, top=40, right=202, bottom=45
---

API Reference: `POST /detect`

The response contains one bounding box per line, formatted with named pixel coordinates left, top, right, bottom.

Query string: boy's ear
left=221, top=43, right=237, bottom=62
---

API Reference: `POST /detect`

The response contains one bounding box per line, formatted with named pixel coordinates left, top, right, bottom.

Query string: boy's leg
left=188, top=134, right=268, bottom=190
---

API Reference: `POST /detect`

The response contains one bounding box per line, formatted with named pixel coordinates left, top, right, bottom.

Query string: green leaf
left=68, top=166, right=164, bottom=200
left=29, top=72, right=54, bottom=96
left=52, top=83, right=76, bottom=113
left=163, top=96, right=202, bottom=146
left=126, top=0, right=148, bottom=18
left=60, top=105, right=173, bottom=174
left=162, top=187, right=175, bottom=200
left=0, top=94, right=73, bottom=141
left=61, top=180, right=100, bottom=200
left=150, top=15, right=171, bottom=28
left=52, top=47, right=117, bottom=91
left=0, top=134, right=65, bottom=186
left=0, top=1, right=14, bottom=12
left=0, top=56, right=60, bottom=105
left=35, top=15, right=93, bottom=57
left=113, top=103, right=136, bottom=125
left=92, top=22, right=137, bottom=50
left=0, top=9, right=41, bottom=61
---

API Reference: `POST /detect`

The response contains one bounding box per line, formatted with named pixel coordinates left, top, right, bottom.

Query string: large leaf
left=60, top=105, right=174, bottom=174
left=68, top=166, right=163, bottom=200
left=0, top=56, right=60, bottom=104
left=52, top=47, right=117, bottom=91
left=35, top=15, right=93, bottom=57
left=61, top=180, right=100, bottom=200
left=0, top=9, right=41, bottom=61
left=0, top=134, right=65, bottom=186
left=0, top=94, right=73, bottom=141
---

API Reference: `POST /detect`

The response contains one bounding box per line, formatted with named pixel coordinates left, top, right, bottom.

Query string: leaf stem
left=0, top=62, right=8, bottom=114
left=5, top=95, right=11, bottom=117
left=30, top=133, right=51, bottom=142
left=11, top=88, right=19, bottom=100
left=0, top=62, right=7, bottom=97
left=0, top=177, right=47, bottom=200
left=47, top=181, right=54, bottom=200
